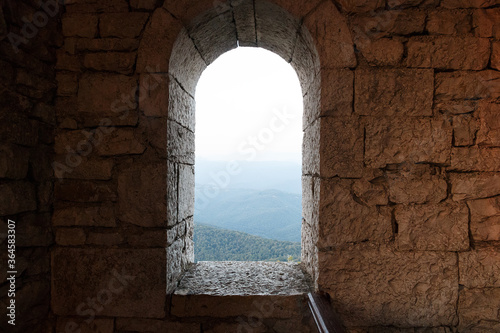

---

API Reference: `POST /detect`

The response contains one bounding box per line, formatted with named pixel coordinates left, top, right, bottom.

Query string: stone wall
left=1, top=0, right=500, bottom=331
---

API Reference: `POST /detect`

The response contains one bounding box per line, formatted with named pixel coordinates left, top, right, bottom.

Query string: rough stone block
left=56, top=73, right=79, bottom=96
left=459, top=247, right=500, bottom=288
left=163, top=0, right=221, bottom=24
left=427, top=9, right=471, bottom=35
left=62, top=14, right=98, bottom=38
left=450, top=147, right=500, bottom=171
left=352, top=174, right=388, bottom=206
left=349, top=9, right=426, bottom=37
left=269, top=0, right=323, bottom=19
left=178, top=164, right=194, bottom=223
left=167, top=120, right=195, bottom=165
left=468, top=196, right=500, bottom=241
left=87, top=232, right=124, bottom=245
left=442, top=0, right=500, bottom=8
left=320, top=116, right=363, bottom=178
left=83, top=52, right=137, bottom=74
left=189, top=9, right=237, bottom=64
left=130, top=0, right=161, bottom=10
left=15, top=213, right=53, bottom=247
left=232, top=0, right=256, bottom=46
left=56, top=318, right=114, bottom=333
left=453, top=114, right=477, bottom=147
left=145, top=117, right=168, bottom=158
left=337, top=0, right=384, bottom=12
left=386, top=163, right=447, bottom=204
left=52, top=204, right=116, bottom=227
left=99, top=13, right=150, bottom=38
left=357, top=38, right=404, bottom=66
left=492, top=42, right=500, bottom=71
left=407, top=36, right=490, bottom=70
left=302, top=119, right=320, bottom=176
left=55, top=228, right=86, bottom=246
left=365, top=117, right=452, bottom=168
left=476, top=102, right=500, bottom=147
left=127, top=229, right=167, bottom=247
left=291, top=26, right=320, bottom=95
left=118, top=163, right=167, bottom=227
left=355, top=68, right=433, bottom=117
left=473, top=8, right=500, bottom=37
left=51, top=248, right=166, bottom=318
left=52, top=157, right=114, bottom=180
left=139, top=73, right=169, bottom=117
left=0, top=182, right=36, bottom=216
left=77, top=38, right=140, bottom=52
left=318, top=244, right=458, bottom=327
left=450, top=172, right=500, bottom=201
left=77, top=73, right=139, bottom=126
left=319, top=69, right=353, bottom=117
left=458, top=287, right=500, bottom=332
left=56, top=49, right=81, bottom=71
left=435, top=70, right=500, bottom=101
left=136, top=8, right=183, bottom=73
left=54, top=180, right=116, bottom=203
left=168, top=80, right=195, bottom=131
left=96, top=128, right=145, bottom=156
left=64, top=0, right=129, bottom=13
left=304, top=0, right=356, bottom=68
left=395, top=201, right=469, bottom=251
left=255, top=0, right=300, bottom=62
left=0, top=144, right=29, bottom=179
left=116, top=318, right=199, bottom=332
left=318, top=179, right=392, bottom=247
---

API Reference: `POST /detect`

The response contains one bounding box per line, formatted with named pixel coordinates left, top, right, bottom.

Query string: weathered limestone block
left=52, top=248, right=166, bottom=318
left=427, top=9, right=471, bottom=35
left=167, top=237, right=184, bottom=293
left=304, top=0, right=356, bottom=68
left=139, top=73, right=169, bottom=117
left=395, top=201, right=469, bottom=251
left=99, top=13, right=150, bottom=38
left=189, top=10, right=237, bottom=64
left=355, top=68, right=433, bottom=117
left=435, top=70, right=500, bottom=102
left=168, top=28, right=207, bottom=96
left=386, top=164, right=447, bottom=204
left=77, top=73, right=138, bottom=126
left=52, top=204, right=116, bottom=227
left=130, top=0, right=159, bottom=10
left=232, top=0, right=256, bottom=46
left=468, top=196, right=500, bottom=241
left=450, top=172, right=500, bottom=201
left=336, top=0, right=384, bottom=12
left=349, top=9, right=426, bottom=38
left=270, top=0, right=323, bottom=19
left=167, top=120, right=195, bottom=165
left=118, top=163, right=167, bottom=227
left=52, top=157, right=114, bottom=180
left=450, top=147, right=500, bottom=171
left=83, top=52, right=137, bottom=74
left=116, top=318, right=199, bottom=333
left=56, top=318, right=114, bottom=333
left=56, top=73, right=79, bottom=96
left=320, top=69, right=353, bottom=117
left=320, top=116, right=363, bottom=178
left=54, top=180, right=116, bottom=203
left=137, top=8, right=183, bottom=73
left=443, top=0, right=500, bottom=8
left=453, top=114, right=477, bottom=147
left=357, top=38, right=404, bottom=66
left=319, top=179, right=392, bottom=247
left=146, top=117, right=168, bottom=158
left=87, top=232, right=124, bottom=245
left=476, top=102, right=500, bottom=147
left=255, top=1, right=300, bottom=62
left=77, top=38, right=140, bottom=52
left=473, top=8, right=500, bottom=37
left=56, top=49, right=81, bottom=71
left=460, top=247, right=500, bottom=288
left=64, top=0, right=129, bottom=13
left=492, top=42, right=500, bottom=71
left=407, top=36, right=490, bottom=70
left=458, top=288, right=500, bottom=332
left=62, top=14, right=98, bottom=38
left=96, top=129, right=145, bottom=156
left=55, top=228, right=86, bottom=246
left=365, top=117, right=452, bottom=168
left=168, top=80, right=195, bottom=131
left=0, top=144, right=29, bottom=179
left=352, top=175, right=388, bottom=206
left=163, top=0, right=221, bottom=24
left=0, top=182, right=36, bottom=216
left=204, top=322, right=266, bottom=333
left=318, top=244, right=458, bottom=327
left=178, top=164, right=195, bottom=223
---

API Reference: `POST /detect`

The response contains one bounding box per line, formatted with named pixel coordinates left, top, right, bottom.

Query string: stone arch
left=136, top=0, right=356, bottom=293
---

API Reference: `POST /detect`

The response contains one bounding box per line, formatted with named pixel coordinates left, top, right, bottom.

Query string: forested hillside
left=194, top=223, right=301, bottom=262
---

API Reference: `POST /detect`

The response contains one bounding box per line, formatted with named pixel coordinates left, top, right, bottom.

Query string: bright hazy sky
left=195, top=47, right=303, bottom=164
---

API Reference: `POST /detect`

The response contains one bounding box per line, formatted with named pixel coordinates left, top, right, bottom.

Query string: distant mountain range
left=195, top=187, right=302, bottom=242
left=194, top=223, right=301, bottom=262
left=195, top=159, right=302, bottom=194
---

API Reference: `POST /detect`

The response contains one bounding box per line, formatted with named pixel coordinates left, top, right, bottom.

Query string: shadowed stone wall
left=1, top=0, right=500, bottom=332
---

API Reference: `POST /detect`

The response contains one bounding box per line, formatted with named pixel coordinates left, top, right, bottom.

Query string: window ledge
left=174, top=261, right=312, bottom=296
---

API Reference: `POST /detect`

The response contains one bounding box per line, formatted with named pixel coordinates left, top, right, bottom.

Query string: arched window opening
left=194, top=47, right=303, bottom=262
